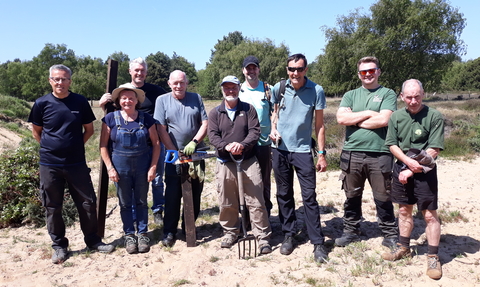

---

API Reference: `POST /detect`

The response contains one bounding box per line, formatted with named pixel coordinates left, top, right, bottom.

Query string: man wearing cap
left=239, top=56, right=273, bottom=217
left=208, top=75, right=272, bottom=254
left=154, top=70, right=208, bottom=247
left=100, top=57, right=167, bottom=225
left=335, top=56, right=398, bottom=248
left=269, top=53, right=328, bottom=263
left=383, top=79, right=444, bottom=280
left=100, top=83, right=160, bottom=254
left=29, top=64, right=115, bottom=264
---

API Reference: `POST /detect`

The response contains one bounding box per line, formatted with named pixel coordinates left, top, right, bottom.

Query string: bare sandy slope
left=1, top=154, right=480, bottom=287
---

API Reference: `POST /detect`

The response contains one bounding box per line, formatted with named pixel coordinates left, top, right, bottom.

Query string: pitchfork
left=230, top=153, right=257, bottom=259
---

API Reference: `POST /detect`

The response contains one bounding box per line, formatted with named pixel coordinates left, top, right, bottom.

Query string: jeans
left=150, top=143, right=165, bottom=213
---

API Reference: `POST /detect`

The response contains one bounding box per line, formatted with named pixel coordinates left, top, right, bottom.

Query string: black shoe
left=280, top=236, right=295, bottom=255
left=259, top=243, right=273, bottom=255
left=51, top=248, right=68, bottom=264
left=89, top=242, right=115, bottom=253
left=313, top=244, right=328, bottom=263
left=162, top=233, right=176, bottom=248
left=382, top=237, right=398, bottom=249
left=335, top=232, right=360, bottom=247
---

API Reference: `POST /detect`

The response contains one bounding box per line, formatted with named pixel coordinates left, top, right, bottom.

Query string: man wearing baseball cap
left=208, top=75, right=272, bottom=254
left=239, top=56, right=274, bottom=217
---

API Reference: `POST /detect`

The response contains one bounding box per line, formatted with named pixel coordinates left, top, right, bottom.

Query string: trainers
left=220, top=236, right=237, bottom=248
left=313, top=244, right=328, bottom=263
left=259, top=243, right=272, bottom=255
left=125, top=234, right=138, bottom=254
left=335, top=232, right=360, bottom=247
left=154, top=211, right=163, bottom=226
left=162, top=233, right=176, bottom=248
left=51, top=248, right=68, bottom=264
left=382, top=237, right=398, bottom=249
left=138, top=234, right=150, bottom=253
left=89, top=242, right=115, bottom=253
left=381, top=243, right=412, bottom=261
left=426, top=254, right=442, bottom=280
left=280, top=236, right=295, bottom=255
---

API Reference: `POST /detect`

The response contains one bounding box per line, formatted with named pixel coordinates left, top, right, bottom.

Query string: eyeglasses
left=49, top=77, right=70, bottom=83
left=358, top=68, right=378, bottom=76
left=287, top=67, right=306, bottom=73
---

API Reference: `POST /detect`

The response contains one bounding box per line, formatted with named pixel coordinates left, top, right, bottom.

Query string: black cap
left=243, top=56, right=260, bottom=68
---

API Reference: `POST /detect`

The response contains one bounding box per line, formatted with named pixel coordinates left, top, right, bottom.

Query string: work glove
left=183, top=141, right=197, bottom=156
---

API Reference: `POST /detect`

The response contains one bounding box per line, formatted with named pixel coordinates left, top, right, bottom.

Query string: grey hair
left=129, top=57, right=148, bottom=71
left=49, top=64, right=72, bottom=77
left=401, top=79, right=423, bottom=93
left=169, top=70, right=189, bottom=83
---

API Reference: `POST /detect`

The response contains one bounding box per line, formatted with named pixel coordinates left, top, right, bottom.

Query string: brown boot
left=381, top=243, right=412, bottom=261
left=426, top=254, right=442, bottom=280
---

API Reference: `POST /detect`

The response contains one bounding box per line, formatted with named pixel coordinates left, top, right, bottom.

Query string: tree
left=313, top=0, right=466, bottom=94
left=146, top=52, right=171, bottom=91
left=71, top=56, right=106, bottom=100
left=198, top=32, right=289, bottom=99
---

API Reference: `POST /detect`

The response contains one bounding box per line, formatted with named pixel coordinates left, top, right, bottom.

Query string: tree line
left=0, top=0, right=477, bottom=102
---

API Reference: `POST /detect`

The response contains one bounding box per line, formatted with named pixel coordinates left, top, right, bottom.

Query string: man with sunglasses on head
left=269, top=53, right=328, bottom=263
left=335, top=56, right=398, bottom=249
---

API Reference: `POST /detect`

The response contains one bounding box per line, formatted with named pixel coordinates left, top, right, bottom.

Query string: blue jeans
left=150, top=143, right=165, bottom=213
left=113, top=151, right=150, bottom=235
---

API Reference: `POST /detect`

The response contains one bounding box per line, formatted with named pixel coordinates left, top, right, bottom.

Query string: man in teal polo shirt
left=270, top=53, right=328, bottom=263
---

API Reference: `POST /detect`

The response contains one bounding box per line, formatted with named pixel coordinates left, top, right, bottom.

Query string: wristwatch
left=317, top=150, right=327, bottom=155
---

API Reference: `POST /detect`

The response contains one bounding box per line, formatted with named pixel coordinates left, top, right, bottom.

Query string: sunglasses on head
left=287, top=67, right=306, bottom=73
left=358, top=68, right=379, bottom=76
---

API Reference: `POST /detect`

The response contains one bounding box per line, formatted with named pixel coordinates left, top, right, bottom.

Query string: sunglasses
left=287, top=67, right=306, bottom=73
left=358, top=68, right=379, bottom=76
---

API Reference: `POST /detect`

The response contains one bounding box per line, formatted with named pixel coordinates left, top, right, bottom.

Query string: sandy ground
left=0, top=152, right=479, bottom=287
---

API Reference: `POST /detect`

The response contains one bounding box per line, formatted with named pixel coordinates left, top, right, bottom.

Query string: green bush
left=0, top=141, right=78, bottom=227
left=0, top=95, right=31, bottom=120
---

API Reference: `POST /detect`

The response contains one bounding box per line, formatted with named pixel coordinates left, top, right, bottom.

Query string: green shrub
left=0, top=141, right=78, bottom=227
left=0, top=95, right=31, bottom=120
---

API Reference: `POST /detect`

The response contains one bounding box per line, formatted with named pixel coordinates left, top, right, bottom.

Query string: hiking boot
left=125, top=234, right=138, bottom=254
left=426, top=254, right=442, bottom=280
left=313, top=244, right=328, bottom=263
left=162, top=233, right=176, bottom=248
left=51, top=248, right=68, bottom=264
left=220, top=236, right=237, bottom=248
left=335, top=232, right=360, bottom=247
left=89, top=242, right=115, bottom=253
left=280, top=236, right=295, bottom=255
left=138, top=234, right=150, bottom=253
left=154, top=211, right=163, bottom=226
left=382, top=237, right=398, bottom=249
left=381, top=243, right=412, bottom=261
left=259, top=243, right=272, bottom=255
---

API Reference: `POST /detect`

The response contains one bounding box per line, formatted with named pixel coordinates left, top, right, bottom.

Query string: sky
left=1, top=0, right=479, bottom=71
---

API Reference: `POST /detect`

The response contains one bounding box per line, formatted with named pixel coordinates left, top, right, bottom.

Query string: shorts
left=391, top=161, right=438, bottom=211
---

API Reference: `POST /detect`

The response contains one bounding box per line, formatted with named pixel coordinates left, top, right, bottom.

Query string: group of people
left=29, top=54, right=444, bottom=280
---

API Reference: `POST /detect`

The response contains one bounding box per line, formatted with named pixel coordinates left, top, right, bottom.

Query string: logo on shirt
left=372, top=95, right=382, bottom=102
left=71, top=111, right=79, bottom=114
left=415, top=129, right=422, bottom=135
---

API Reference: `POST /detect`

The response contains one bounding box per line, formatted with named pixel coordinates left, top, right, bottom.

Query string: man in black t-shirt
left=100, top=58, right=167, bottom=224
left=28, top=64, right=114, bottom=264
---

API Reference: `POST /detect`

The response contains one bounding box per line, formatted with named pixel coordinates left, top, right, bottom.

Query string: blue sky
left=1, top=0, right=478, bottom=70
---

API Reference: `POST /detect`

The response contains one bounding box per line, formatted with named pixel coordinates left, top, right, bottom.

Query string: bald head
left=401, top=79, right=425, bottom=114
left=168, top=70, right=188, bottom=99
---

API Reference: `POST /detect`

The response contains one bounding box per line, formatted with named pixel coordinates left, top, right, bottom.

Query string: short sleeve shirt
left=340, top=86, right=397, bottom=153
left=239, top=81, right=272, bottom=146
left=271, top=77, right=326, bottom=153
left=28, top=92, right=96, bottom=166
left=385, top=106, right=444, bottom=152
left=154, top=92, right=208, bottom=150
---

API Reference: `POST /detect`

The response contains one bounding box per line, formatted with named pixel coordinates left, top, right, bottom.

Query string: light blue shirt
left=271, top=77, right=326, bottom=153
left=239, top=81, right=272, bottom=146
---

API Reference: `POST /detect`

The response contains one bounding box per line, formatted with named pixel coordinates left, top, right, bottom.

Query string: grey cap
left=220, top=75, right=240, bottom=86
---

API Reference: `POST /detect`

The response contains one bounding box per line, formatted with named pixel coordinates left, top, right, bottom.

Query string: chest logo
left=415, top=129, right=422, bottom=135
left=372, top=95, right=382, bottom=102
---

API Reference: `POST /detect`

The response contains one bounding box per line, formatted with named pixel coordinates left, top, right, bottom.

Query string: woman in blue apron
left=100, top=83, right=160, bottom=254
